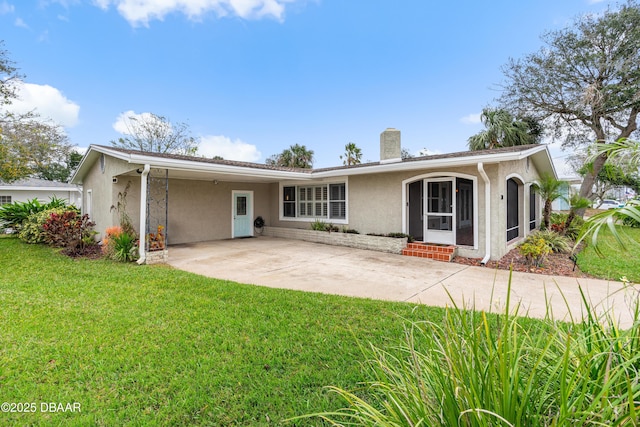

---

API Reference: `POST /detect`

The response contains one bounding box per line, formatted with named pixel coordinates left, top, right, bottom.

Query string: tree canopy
left=340, top=142, right=362, bottom=166
left=0, top=41, right=21, bottom=107
left=110, top=112, right=198, bottom=155
left=0, top=116, right=74, bottom=182
left=499, top=0, right=640, bottom=209
left=467, top=108, right=542, bottom=150
left=266, top=144, right=314, bottom=169
left=1, top=41, right=75, bottom=183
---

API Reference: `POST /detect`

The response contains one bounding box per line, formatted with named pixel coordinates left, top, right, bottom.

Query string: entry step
left=402, top=242, right=456, bottom=262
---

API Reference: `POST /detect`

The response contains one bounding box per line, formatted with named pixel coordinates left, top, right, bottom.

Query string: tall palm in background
left=266, top=144, right=314, bottom=169
left=468, top=108, right=541, bottom=151
left=340, top=142, right=362, bottom=166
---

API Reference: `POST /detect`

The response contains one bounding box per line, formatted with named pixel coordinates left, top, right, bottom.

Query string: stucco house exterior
left=71, top=128, right=556, bottom=263
left=0, top=177, right=82, bottom=207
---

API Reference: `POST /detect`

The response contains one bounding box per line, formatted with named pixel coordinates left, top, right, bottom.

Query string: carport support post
left=137, top=164, right=150, bottom=265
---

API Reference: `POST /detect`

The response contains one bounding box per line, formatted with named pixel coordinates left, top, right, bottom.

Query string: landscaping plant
left=0, top=196, right=68, bottom=230
left=518, top=233, right=552, bottom=267
left=299, top=277, right=640, bottom=426
left=533, top=229, right=572, bottom=253
left=42, top=210, right=96, bottom=250
left=550, top=212, right=584, bottom=240
left=112, top=231, right=139, bottom=262
left=17, top=207, right=68, bottom=244
left=101, top=225, right=123, bottom=258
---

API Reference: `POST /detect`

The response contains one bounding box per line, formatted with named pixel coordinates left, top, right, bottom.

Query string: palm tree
left=340, top=142, right=362, bottom=166
left=562, top=193, right=591, bottom=235
left=288, top=144, right=314, bottom=168
left=265, top=144, right=314, bottom=169
left=468, top=108, right=541, bottom=151
left=532, top=173, right=566, bottom=230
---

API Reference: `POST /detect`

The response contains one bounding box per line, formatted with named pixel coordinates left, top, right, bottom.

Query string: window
left=281, top=183, right=347, bottom=221
left=529, top=187, right=537, bottom=231
left=506, top=178, right=519, bottom=241
left=329, top=183, right=346, bottom=219
left=236, top=196, right=247, bottom=216
left=283, top=186, right=296, bottom=217
left=299, top=186, right=327, bottom=217
left=0, top=196, right=11, bottom=206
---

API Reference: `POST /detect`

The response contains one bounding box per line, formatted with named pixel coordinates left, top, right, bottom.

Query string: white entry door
left=232, top=191, right=253, bottom=238
left=424, top=178, right=455, bottom=245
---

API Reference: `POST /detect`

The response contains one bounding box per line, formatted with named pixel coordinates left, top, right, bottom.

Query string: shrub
left=534, top=229, right=572, bottom=253
left=42, top=210, right=96, bottom=249
left=519, top=234, right=552, bottom=266
left=310, top=219, right=339, bottom=232
left=341, top=227, right=360, bottom=234
left=550, top=212, right=584, bottom=239
left=18, top=207, right=68, bottom=244
left=0, top=197, right=71, bottom=230
left=621, top=203, right=640, bottom=228
left=112, top=231, right=138, bottom=262
left=310, top=219, right=327, bottom=231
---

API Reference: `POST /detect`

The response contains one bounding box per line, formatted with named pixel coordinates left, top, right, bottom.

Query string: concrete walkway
left=167, top=236, right=640, bottom=328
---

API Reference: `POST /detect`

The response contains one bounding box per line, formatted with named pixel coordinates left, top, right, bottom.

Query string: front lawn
left=576, top=226, right=640, bottom=282
left=0, top=236, right=444, bottom=426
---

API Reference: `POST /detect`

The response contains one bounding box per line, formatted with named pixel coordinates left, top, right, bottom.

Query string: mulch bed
left=452, top=243, right=593, bottom=278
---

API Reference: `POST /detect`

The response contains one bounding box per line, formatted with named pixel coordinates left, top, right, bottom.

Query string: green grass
left=304, top=278, right=640, bottom=426
left=576, top=226, right=640, bottom=282
left=0, top=236, right=447, bottom=426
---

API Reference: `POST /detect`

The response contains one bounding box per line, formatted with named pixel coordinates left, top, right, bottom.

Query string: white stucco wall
left=0, top=189, right=81, bottom=207
left=80, top=155, right=142, bottom=240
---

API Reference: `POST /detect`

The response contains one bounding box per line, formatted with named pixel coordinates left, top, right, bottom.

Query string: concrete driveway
left=168, top=236, right=639, bottom=327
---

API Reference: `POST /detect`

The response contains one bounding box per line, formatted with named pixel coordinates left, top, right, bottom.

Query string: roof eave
left=72, top=145, right=314, bottom=182
left=313, top=145, right=551, bottom=178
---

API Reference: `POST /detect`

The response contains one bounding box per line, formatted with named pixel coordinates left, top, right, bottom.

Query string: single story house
left=551, top=177, right=582, bottom=211
left=71, top=128, right=556, bottom=263
left=0, top=177, right=82, bottom=207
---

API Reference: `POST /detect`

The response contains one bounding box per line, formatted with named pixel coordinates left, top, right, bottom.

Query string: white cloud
left=14, top=17, right=28, bottom=28
left=5, top=82, right=80, bottom=127
left=460, top=113, right=481, bottom=125
left=198, top=135, right=261, bottom=162
left=94, top=0, right=295, bottom=27
left=0, top=1, right=14, bottom=14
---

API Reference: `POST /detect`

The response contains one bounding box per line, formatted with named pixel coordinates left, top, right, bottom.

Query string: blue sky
left=1, top=0, right=610, bottom=173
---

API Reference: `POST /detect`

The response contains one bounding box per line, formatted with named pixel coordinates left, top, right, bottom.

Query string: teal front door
left=232, top=191, right=253, bottom=238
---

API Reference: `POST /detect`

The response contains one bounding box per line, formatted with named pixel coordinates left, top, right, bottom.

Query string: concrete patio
left=167, top=236, right=640, bottom=328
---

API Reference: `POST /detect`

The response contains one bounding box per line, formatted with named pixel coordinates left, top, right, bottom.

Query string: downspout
left=478, top=162, right=491, bottom=265
left=137, top=164, right=150, bottom=265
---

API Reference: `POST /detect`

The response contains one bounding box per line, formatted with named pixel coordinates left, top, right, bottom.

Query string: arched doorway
left=406, top=176, right=475, bottom=246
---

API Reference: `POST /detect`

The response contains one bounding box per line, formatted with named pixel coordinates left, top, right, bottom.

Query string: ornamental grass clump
left=297, top=275, right=640, bottom=426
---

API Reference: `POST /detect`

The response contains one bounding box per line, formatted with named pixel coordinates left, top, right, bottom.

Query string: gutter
left=137, top=164, right=150, bottom=265
left=478, top=162, right=491, bottom=265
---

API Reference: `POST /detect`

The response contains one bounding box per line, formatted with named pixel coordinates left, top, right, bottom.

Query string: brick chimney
left=380, top=128, right=401, bottom=164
